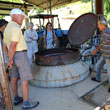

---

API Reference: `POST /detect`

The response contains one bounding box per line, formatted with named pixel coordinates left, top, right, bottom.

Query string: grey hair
left=100, top=17, right=107, bottom=25
left=28, top=22, right=34, bottom=27
left=98, top=15, right=107, bottom=25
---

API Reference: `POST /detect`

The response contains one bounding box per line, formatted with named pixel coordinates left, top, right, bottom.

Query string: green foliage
left=36, top=7, right=44, bottom=14
left=104, top=0, right=110, bottom=14
left=0, top=16, right=4, bottom=19
left=66, top=1, right=91, bottom=15
left=82, top=0, right=91, bottom=3
left=104, top=0, right=110, bottom=25
left=0, top=0, right=23, bottom=3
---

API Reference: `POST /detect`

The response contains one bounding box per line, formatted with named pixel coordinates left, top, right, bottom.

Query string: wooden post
left=95, top=0, right=103, bottom=15
left=0, top=37, right=13, bottom=110
left=24, top=4, right=29, bottom=29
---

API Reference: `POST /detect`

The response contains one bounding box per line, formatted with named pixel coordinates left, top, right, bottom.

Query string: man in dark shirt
left=0, top=19, right=8, bottom=60
left=0, top=19, right=8, bottom=40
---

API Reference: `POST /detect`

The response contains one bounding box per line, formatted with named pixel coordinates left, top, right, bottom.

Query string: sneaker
left=23, top=101, right=39, bottom=110
left=91, top=77, right=101, bottom=82
left=14, top=96, right=23, bottom=105
left=108, top=88, right=110, bottom=93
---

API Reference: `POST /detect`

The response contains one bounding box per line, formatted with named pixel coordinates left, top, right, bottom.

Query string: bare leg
left=11, top=78, right=19, bottom=97
left=21, top=80, right=28, bottom=101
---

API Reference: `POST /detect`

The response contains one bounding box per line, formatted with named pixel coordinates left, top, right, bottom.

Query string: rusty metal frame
left=35, top=48, right=81, bottom=66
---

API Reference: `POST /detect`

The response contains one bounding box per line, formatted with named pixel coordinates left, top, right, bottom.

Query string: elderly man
left=4, top=8, right=39, bottom=110
left=91, top=16, right=110, bottom=92
left=24, top=22, right=38, bottom=68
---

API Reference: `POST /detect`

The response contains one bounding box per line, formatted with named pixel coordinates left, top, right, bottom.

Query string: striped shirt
left=101, top=27, right=110, bottom=58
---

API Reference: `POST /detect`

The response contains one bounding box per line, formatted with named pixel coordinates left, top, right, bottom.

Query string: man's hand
left=8, top=60, right=13, bottom=68
left=31, top=37, right=34, bottom=40
left=91, top=43, right=102, bottom=55
left=91, top=49, right=97, bottom=55
left=8, top=41, right=17, bottom=68
left=52, top=40, right=55, bottom=45
left=44, top=43, right=46, bottom=49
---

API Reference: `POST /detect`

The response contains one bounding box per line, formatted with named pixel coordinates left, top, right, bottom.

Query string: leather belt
left=16, top=50, right=27, bottom=53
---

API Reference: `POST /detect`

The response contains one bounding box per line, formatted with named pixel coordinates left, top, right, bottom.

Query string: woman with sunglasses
left=43, top=22, right=57, bottom=49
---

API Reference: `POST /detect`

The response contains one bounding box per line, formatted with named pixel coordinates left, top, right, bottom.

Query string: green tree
left=36, top=7, right=44, bottom=14
left=82, top=0, right=90, bottom=3
left=2, top=0, right=23, bottom=3
left=104, top=0, right=110, bottom=14
left=0, top=16, right=4, bottom=19
left=104, top=0, right=110, bottom=24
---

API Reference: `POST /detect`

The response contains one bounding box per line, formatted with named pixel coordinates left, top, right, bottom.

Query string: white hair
left=100, top=17, right=107, bottom=25
left=98, top=15, right=107, bottom=25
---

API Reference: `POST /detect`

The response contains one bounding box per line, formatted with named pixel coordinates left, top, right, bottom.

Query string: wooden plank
left=0, top=37, right=13, bottom=110
left=0, top=1, right=32, bottom=6
left=96, top=0, right=103, bottom=15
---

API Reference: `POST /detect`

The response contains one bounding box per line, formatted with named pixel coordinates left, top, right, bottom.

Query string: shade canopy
left=0, top=0, right=80, bottom=16
left=25, top=0, right=80, bottom=9
left=0, top=1, right=33, bottom=16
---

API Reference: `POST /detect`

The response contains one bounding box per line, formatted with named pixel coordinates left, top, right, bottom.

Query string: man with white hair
left=91, top=15, right=110, bottom=92
left=24, top=22, right=38, bottom=67
left=4, top=8, right=39, bottom=110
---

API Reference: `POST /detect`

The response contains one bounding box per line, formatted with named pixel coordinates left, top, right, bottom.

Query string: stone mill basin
left=30, top=48, right=89, bottom=88
left=35, top=48, right=81, bottom=66
left=30, top=13, right=97, bottom=87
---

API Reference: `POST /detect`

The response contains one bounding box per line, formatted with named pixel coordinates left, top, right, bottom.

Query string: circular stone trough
left=30, top=48, right=89, bottom=87
left=30, top=59, right=89, bottom=87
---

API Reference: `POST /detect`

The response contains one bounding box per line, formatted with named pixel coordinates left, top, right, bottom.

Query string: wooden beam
left=0, top=36, right=13, bottom=110
left=95, top=0, right=103, bottom=15
left=24, top=4, right=29, bottom=29
left=0, top=1, right=32, bottom=7
left=0, top=8, right=12, bottom=11
left=0, top=14, right=9, bottom=16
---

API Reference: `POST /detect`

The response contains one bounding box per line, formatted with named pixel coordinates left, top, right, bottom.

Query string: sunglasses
left=48, top=24, right=52, bottom=26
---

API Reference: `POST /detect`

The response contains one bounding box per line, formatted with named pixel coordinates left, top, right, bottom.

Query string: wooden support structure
left=95, top=0, right=103, bottom=15
left=0, top=37, right=13, bottom=110
left=24, top=3, right=29, bottom=29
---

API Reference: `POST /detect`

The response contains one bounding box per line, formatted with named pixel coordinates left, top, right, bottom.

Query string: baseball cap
left=0, top=19, right=8, bottom=27
left=10, top=8, right=28, bottom=18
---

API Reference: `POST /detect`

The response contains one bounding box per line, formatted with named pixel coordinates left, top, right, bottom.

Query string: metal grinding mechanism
left=30, top=13, right=97, bottom=88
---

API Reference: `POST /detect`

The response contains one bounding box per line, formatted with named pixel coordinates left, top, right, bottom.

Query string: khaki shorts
left=11, top=51, right=33, bottom=82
